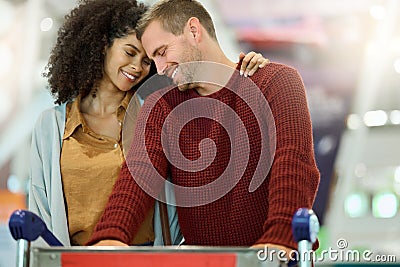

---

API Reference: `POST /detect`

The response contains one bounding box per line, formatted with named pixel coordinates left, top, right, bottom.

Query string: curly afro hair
left=44, top=0, right=156, bottom=104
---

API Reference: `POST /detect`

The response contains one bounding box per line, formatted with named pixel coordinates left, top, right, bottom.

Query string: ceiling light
left=347, top=114, right=361, bottom=130
left=344, top=192, right=369, bottom=218
left=369, top=5, right=386, bottom=20
left=372, top=192, right=398, bottom=218
left=390, top=110, right=400, bottom=124
left=363, top=110, right=388, bottom=127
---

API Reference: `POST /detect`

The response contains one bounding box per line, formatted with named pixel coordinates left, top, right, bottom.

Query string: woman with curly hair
left=28, top=0, right=269, bottom=246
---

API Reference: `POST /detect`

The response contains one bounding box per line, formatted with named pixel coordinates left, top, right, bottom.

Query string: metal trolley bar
left=10, top=208, right=320, bottom=267
left=31, top=246, right=280, bottom=267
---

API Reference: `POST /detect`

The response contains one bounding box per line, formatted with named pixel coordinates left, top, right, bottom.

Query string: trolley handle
left=291, top=208, right=320, bottom=267
left=8, top=209, right=63, bottom=246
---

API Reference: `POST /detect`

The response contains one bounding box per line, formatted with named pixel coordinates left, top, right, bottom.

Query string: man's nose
left=154, top=58, right=166, bottom=75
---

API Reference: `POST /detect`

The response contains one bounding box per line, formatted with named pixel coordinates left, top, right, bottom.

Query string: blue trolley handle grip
left=291, top=208, right=320, bottom=267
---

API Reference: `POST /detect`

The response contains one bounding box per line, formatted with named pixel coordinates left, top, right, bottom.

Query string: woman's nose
left=130, top=59, right=142, bottom=72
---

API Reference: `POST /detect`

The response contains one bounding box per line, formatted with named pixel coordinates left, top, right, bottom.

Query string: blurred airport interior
left=0, top=0, right=399, bottom=266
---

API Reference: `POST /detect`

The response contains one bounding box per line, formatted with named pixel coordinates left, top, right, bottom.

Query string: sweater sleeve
left=255, top=66, right=320, bottom=249
left=87, top=94, right=170, bottom=245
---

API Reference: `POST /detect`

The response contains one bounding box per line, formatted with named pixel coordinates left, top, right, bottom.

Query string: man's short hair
left=136, top=0, right=217, bottom=40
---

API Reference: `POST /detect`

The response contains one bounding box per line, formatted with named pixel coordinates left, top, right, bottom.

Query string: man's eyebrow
left=151, top=45, right=166, bottom=58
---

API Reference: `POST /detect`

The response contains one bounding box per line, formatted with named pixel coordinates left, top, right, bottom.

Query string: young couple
left=30, top=0, right=319, bottom=257
left=30, top=0, right=270, bottom=247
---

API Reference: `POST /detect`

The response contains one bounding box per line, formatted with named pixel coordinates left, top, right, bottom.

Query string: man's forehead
left=143, top=21, right=164, bottom=42
left=142, top=20, right=175, bottom=58
left=143, top=20, right=164, bottom=36
left=141, top=21, right=162, bottom=51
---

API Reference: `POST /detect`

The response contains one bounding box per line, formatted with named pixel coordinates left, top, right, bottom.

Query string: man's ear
left=187, top=17, right=202, bottom=43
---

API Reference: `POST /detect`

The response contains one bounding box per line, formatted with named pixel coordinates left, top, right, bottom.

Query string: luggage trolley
left=9, top=208, right=319, bottom=267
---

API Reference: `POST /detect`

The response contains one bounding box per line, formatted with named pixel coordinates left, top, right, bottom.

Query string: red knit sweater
left=87, top=63, right=320, bottom=249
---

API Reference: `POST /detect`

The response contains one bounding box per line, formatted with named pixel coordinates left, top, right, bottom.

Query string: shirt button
left=114, top=143, right=118, bottom=148
left=118, top=121, right=122, bottom=126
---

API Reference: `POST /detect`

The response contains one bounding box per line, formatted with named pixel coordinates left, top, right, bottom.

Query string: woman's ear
left=102, top=35, right=109, bottom=55
left=102, top=43, right=109, bottom=59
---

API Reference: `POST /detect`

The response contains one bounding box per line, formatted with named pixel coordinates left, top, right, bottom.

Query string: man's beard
left=176, top=45, right=202, bottom=91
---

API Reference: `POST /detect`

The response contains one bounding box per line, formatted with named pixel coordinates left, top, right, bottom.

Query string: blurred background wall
left=0, top=0, right=399, bottom=265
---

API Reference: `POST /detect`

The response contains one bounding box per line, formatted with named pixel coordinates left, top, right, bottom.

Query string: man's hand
left=92, top=240, right=129, bottom=246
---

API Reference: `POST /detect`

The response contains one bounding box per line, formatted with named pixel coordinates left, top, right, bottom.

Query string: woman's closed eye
left=143, top=58, right=152, bottom=66
left=125, top=51, right=135, bottom=57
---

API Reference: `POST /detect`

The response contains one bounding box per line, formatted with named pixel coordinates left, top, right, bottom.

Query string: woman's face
left=103, top=32, right=151, bottom=91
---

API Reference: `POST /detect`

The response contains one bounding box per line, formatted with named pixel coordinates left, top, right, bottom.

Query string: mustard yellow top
left=60, top=92, right=154, bottom=245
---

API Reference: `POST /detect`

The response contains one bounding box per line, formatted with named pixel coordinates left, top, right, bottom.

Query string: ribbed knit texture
left=87, top=62, right=320, bottom=249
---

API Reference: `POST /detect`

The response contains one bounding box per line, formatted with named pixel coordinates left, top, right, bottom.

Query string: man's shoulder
left=250, top=62, right=299, bottom=82
left=248, top=62, right=303, bottom=94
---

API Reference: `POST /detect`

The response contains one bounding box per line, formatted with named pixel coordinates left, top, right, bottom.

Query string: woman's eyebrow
left=125, top=44, right=141, bottom=52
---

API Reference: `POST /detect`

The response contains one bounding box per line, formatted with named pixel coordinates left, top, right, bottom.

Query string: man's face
left=141, top=20, right=202, bottom=91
